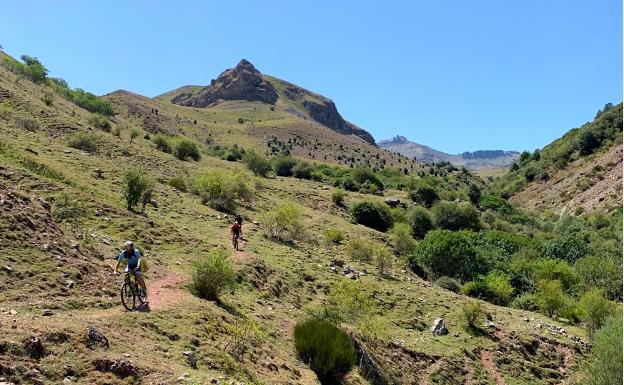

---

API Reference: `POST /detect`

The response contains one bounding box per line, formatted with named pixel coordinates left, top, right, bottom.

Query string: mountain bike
left=120, top=271, right=147, bottom=311
left=232, top=233, right=239, bottom=251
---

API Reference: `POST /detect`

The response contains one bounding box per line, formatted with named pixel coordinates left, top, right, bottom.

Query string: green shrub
left=374, top=244, right=394, bottom=276
left=244, top=151, right=272, bottom=177
left=292, top=160, right=313, bottom=179
left=389, top=222, right=417, bottom=256
left=193, top=171, right=253, bottom=212
left=575, top=255, right=622, bottom=300
left=352, top=166, right=384, bottom=191
left=331, top=189, right=345, bottom=206
left=324, top=229, right=344, bottom=245
left=407, top=179, right=439, bottom=207
left=272, top=156, right=296, bottom=176
left=582, top=316, right=623, bottom=385
left=42, top=91, right=53, bottom=106
left=87, top=114, right=111, bottom=132
left=259, top=202, right=305, bottom=241
left=67, top=131, right=100, bottom=153
left=344, top=238, right=375, bottom=262
left=173, top=137, right=201, bottom=161
left=51, top=193, right=86, bottom=224
left=167, top=177, right=187, bottom=192
left=294, top=319, right=355, bottom=383
left=4, top=55, right=49, bottom=83
left=432, top=201, right=481, bottom=231
left=327, top=280, right=374, bottom=323
left=467, top=184, right=481, bottom=205
left=462, top=302, right=484, bottom=328
left=535, top=280, right=568, bottom=318
left=152, top=134, right=172, bottom=153
left=122, top=166, right=155, bottom=211
left=579, top=288, right=615, bottom=338
left=411, top=230, right=478, bottom=281
left=407, top=206, right=433, bottom=238
left=434, top=276, right=461, bottom=293
left=530, top=258, right=579, bottom=292
left=510, top=293, right=539, bottom=311
left=64, top=88, right=114, bottom=116
left=350, top=200, right=393, bottom=232
left=191, top=248, right=235, bottom=301
left=461, top=272, right=514, bottom=306
left=544, top=233, right=589, bottom=263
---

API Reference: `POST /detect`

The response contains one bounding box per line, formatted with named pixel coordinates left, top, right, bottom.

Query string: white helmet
left=124, top=240, right=134, bottom=249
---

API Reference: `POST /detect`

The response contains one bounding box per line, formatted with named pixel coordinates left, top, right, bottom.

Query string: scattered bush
left=67, top=131, right=100, bottom=153
left=259, top=202, right=305, bottom=241
left=350, top=200, right=393, bottom=232
left=122, top=166, right=155, bottom=211
left=581, top=316, right=623, bottom=385
left=579, top=288, right=615, bottom=338
left=462, top=302, right=484, bottom=328
left=407, top=206, right=433, bottom=238
left=88, top=114, right=111, bottom=132
left=411, top=230, right=479, bottom=281
left=331, top=189, right=345, bottom=206
left=407, top=179, right=439, bottom=207
left=435, top=276, right=461, bottom=293
left=167, top=177, right=187, bottom=192
left=352, top=166, right=384, bottom=191
left=344, top=238, right=375, bottom=262
left=461, top=272, right=514, bottom=306
left=324, top=229, right=344, bottom=245
left=272, top=156, right=296, bottom=176
left=51, top=193, right=86, bottom=224
left=191, top=248, right=235, bottom=301
left=388, top=222, right=417, bottom=256
left=152, top=134, right=172, bottom=153
left=193, top=171, right=252, bottom=212
left=173, top=137, right=201, bottom=161
left=535, top=280, right=568, bottom=318
left=510, top=293, right=540, bottom=311
left=432, top=201, right=481, bottom=231
left=244, top=151, right=272, bottom=177
left=292, top=160, right=313, bottom=179
left=327, top=280, right=374, bottom=323
left=373, top=244, right=394, bottom=276
left=294, top=319, right=355, bottom=384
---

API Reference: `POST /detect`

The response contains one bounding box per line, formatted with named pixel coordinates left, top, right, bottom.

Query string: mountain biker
left=234, top=214, right=243, bottom=237
left=231, top=221, right=241, bottom=249
left=113, top=241, right=147, bottom=301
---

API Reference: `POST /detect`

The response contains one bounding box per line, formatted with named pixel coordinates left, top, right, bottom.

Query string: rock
left=25, top=147, right=38, bottom=155
left=384, top=197, right=401, bottom=207
left=329, top=258, right=344, bottom=268
left=24, top=336, right=46, bottom=359
left=95, top=209, right=104, bottom=216
left=264, top=361, right=279, bottom=372
left=253, top=221, right=260, bottom=225
left=484, top=320, right=496, bottom=329
left=93, top=169, right=103, bottom=179
left=93, top=358, right=139, bottom=379
left=431, top=318, right=449, bottom=336
left=62, top=378, right=72, bottom=385
left=65, top=280, right=75, bottom=289
left=86, top=325, right=109, bottom=349
left=149, top=199, right=158, bottom=208
left=8, top=309, right=17, bottom=315
left=2, top=265, right=12, bottom=273
left=182, top=351, right=197, bottom=369
left=42, top=309, right=54, bottom=316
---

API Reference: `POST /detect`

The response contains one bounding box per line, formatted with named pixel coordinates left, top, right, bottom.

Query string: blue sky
left=1, top=1, right=621, bottom=153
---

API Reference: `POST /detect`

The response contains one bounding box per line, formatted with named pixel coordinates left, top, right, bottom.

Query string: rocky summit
left=172, top=59, right=279, bottom=107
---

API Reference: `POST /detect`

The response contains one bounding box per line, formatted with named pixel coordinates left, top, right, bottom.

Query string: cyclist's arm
left=113, top=251, right=123, bottom=273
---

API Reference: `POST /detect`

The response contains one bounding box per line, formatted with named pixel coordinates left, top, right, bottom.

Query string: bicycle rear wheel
left=120, top=282, right=136, bottom=311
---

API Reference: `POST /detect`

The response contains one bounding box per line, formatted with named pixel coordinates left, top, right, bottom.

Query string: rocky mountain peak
left=171, top=59, right=278, bottom=107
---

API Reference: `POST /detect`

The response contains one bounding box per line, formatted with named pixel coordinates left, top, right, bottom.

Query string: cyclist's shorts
left=125, top=266, right=143, bottom=276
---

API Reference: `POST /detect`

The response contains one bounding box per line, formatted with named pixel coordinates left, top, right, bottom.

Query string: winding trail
left=480, top=350, right=508, bottom=385
left=418, top=359, right=444, bottom=385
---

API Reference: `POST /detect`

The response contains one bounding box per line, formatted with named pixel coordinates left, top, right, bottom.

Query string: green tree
left=432, top=201, right=481, bottom=231
left=575, top=255, right=622, bottom=300
left=582, top=316, right=622, bottom=385
left=173, top=137, right=201, bottom=161
left=407, top=206, right=433, bottom=238
left=408, top=179, right=439, bottom=207
left=544, top=233, right=589, bottom=263
left=411, top=230, right=479, bottom=281
left=20, top=55, right=48, bottom=83
left=468, top=184, right=481, bottom=206
left=535, top=280, right=568, bottom=318
left=578, top=288, right=614, bottom=338
left=122, top=166, right=154, bottom=212
left=350, top=200, right=393, bottom=232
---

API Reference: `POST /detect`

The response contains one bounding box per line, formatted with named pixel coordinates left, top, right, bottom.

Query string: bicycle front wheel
left=120, top=282, right=136, bottom=311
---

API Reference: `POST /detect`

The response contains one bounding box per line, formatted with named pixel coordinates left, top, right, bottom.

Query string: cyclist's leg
left=134, top=269, right=147, bottom=291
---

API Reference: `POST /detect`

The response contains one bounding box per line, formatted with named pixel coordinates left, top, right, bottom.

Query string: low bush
left=191, top=248, right=235, bottom=301
left=15, top=117, right=39, bottom=131
left=292, top=160, right=313, bottom=179
left=432, top=201, right=481, bottom=231
left=327, top=280, right=374, bottom=323
left=344, top=238, right=375, bottom=262
left=411, top=230, right=479, bottom=281
left=67, top=131, right=100, bottom=153
left=407, top=206, right=433, bottom=238
left=173, top=137, right=201, bottom=161
left=244, top=151, right=272, bottom=177
left=259, top=202, right=305, bottom=241
left=350, top=200, right=393, bottom=232
left=167, top=177, right=187, bottom=192
left=373, top=244, right=394, bottom=276
left=331, top=189, right=345, bottom=206
left=51, top=193, right=86, bottom=224
left=389, top=222, right=417, bottom=256
left=407, top=179, right=439, bottom=207
left=152, top=134, right=172, bottom=153
left=123, top=166, right=155, bottom=211
left=462, top=302, right=484, bottom=328
left=324, top=229, right=344, bottom=245
left=435, top=276, right=461, bottom=293
left=578, top=288, right=615, bottom=338
left=510, top=293, right=539, bottom=311
left=272, top=156, right=296, bottom=176
left=88, top=114, right=111, bottom=132
left=193, top=171, right=253, bottom=212
left=535, top=279, right=568, bottom=318
left=581, top=316, right=623, bottom=385
left=352, top=166, right=384, bottom=191
left=461, top=272, right=514, bottom=306
left=294, top=319, right=355, bottom=384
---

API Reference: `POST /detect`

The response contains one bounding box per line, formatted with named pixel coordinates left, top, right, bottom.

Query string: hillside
left=378, top=136, right=519, bottom=170
left=0, top=51, right=621, bottom=385
left=489, top=103, right=623, bottom=215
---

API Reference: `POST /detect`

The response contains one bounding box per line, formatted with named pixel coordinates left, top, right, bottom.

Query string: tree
left=468, top=184, right=481, bottom=206
left=122, top=166, right=154, bottom=211
left=578, top=288, right=614, bottom=338
left=535, top=280, right=567, bottom=318
left=407, top=206, right=433, bottom=238
left=350, top=201, right=393, bottom=232
left=575, top=255, right=622, bottom=300
left=578, top=131, right=601, bottom=155
left=582, top=316, right=622, bottom=385
left=411, top=230, right=479, bottom=281
left=20, top=55, right=48, bottom=83
left=432, top=201, right=481, bottom=231
left=544, top=233, right=589, bottom=263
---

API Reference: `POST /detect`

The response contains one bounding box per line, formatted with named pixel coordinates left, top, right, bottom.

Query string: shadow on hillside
left=216, top=298, right=242, bottom=317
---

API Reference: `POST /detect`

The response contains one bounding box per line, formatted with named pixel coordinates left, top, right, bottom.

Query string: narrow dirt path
left=146, top=272, right=189, bottom=311
left=464, top=359, right=475, bottom=385
left=480, top=350, right=507, bottom=385
left=418, top=359, right=444, bottom=385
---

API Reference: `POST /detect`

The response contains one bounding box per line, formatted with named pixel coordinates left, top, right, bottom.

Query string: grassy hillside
left=0, top=52, right=621, bottom=385
left=488, top=103, right=622, bottom=214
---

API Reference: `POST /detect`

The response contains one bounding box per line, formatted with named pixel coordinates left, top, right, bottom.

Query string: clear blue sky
left=1, top=1, right=621, bottom=153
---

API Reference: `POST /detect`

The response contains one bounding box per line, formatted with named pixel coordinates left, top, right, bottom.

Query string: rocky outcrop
left=172, top=59, right=278, bottom=107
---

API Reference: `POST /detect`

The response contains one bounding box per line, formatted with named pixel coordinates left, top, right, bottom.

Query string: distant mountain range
left=378, top=135, right=520, bottom=170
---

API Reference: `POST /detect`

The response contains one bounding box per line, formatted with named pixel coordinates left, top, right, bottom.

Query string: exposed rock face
left=431, top=318, right=449, bottom=335
left=172, top=59, right=278, bottom=107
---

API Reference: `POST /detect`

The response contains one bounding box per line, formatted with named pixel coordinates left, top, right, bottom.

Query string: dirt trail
left=480, top=350, right=507, bottom=385
left=146, top=272, right=189, bottom=311
left=418, top=359, right=443, bottom=385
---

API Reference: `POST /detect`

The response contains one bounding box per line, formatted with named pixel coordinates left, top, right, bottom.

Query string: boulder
left=384, top=197, right=401, bottom=207
left=24, top=336, right=46, bottom=359
left=182, top=351, right=197, bottom=369
left=431, top=318, right=449, bottom=336
left=86, top=326, right=109, bottom=349
left=93, top=358, right=139, bottom=379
